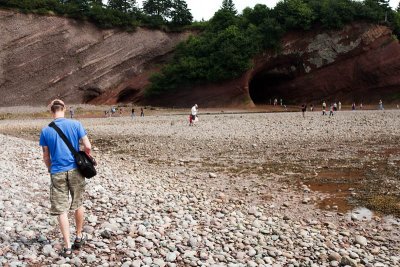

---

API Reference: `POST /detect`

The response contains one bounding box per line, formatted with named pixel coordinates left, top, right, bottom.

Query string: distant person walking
left=189, top=104, right=198, bottom=126
left=140, top=108, right=144, bottom=117
left=379, top=100, right=384, bottom=110
left=280, top=99, right=283, bottom=106
left=39, top=99, right=92, bottom=258
left=322, top=101, right=327, bottom=115
left=352, top=102, right=356, bottom=111
left=301, top=104, right=307, bottom=118
left=329, top=104, right=334, bottom=117
left=69, top=107, right=74, bottom=119
left=131, top=108, right=135, bottom=119
left=310, top=104, right=314, bottom=112
left=360, top=103, right=363, bottom=110
left=333, top=102, right=338, bottom=111
left=274, top=98, right=278, bottom=106
left=338, top=101, right=342, bottom=111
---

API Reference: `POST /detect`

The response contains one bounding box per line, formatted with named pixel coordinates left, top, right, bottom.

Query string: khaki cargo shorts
left=50, top=168, right=85, bottom=216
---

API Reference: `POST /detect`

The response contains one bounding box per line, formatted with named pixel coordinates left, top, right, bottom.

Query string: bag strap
left=49, top=121, right=79, bottom=157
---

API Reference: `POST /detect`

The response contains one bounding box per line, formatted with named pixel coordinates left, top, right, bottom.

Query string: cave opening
left=248, top=55, right=307, bottom=105
left=117, top=87, right=140, bottom=103
left=83, top=87, right=102, bottom=103
left=249, top=70, right=295, bottom=105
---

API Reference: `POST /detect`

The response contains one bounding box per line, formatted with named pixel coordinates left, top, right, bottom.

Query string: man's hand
left=81, top=135, right=92, bottom=155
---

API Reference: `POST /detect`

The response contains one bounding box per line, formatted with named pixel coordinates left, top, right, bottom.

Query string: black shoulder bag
left=49, top=122, right=97, bottom=178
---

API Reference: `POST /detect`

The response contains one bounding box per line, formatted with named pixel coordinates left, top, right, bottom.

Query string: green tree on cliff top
left=142, top=0, right=171, bottom=17
left=108, top=0, right=137, bottom=13
left=62, top=0, right=91, bottom=17
left=170, top=0, right=193, bottom=26
left=89, top=0, right=103, bottom=6
left=221, top=0, right=236, bottom=14
left=274, top=0, right=314, bottom=30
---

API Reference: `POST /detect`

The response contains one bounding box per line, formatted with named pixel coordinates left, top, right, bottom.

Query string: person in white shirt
left=190, top=104, right=198, bottom=126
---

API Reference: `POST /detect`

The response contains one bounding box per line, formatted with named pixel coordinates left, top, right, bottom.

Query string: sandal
left=72, top=234, right=87, bottom=250
left=59, top=247, right=73, bottom=258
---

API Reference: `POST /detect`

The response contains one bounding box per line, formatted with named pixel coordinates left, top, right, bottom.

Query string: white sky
left=186, top=0, right=400, bottom=21
left=104, top=1, right=400, bottom=21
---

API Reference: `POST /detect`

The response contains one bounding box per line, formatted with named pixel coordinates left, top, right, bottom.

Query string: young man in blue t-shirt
left=39, top=99, right=92, bottom=257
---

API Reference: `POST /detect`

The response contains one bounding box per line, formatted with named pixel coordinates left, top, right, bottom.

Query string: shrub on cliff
left=146, top=25, right=259, bottom=96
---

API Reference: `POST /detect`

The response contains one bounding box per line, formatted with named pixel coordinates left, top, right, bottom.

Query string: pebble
left=209, top=173, right=217, bottom=178
left=355, top=235, right=368, bottom=246
left=166, top=252, right=177, bottom=262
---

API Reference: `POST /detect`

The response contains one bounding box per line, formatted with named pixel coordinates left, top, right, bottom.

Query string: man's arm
left=42, top=146, right=51, bottom=172
left=81, top=135, right=92, bottom=155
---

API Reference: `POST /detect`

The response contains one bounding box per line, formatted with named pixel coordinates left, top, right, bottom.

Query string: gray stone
left=200, top=251, right=208, bottom=260
left=132, top=260, right=142, bottom=267
left=248, top=248, right=257, bottom=257
left=85, top=254, right=96, bottom=263
left=355, top=235, right=368, bottom=246
left=42, top=244, right=55, bottom=256
left=166, top=252, right=177, bottom=262
left=209, top=173, right=217, bottom=178
left=341, top=256, right=357, bottom=267
left=236, top=251, right=246, bottom=260
left=100, top=230, right=112, bottom=239
left=189, top=237, right=198, bottom=248
left=154, top=258, right=166, bottom=267
left=70, top=257, right=82, bottom=267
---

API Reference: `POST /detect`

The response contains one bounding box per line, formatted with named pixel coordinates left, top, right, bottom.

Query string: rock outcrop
left=247, top=23, right=400, bottom=106
left=0, top=9, right=190, bottom=106
left=145, top=23, right=400, bottom=107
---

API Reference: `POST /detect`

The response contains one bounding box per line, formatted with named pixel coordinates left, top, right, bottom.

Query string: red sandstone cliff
left=0, top=9, right=190, bottom=106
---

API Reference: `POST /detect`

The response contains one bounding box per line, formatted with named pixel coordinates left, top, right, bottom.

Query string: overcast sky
left=104, top=0, right=400, bottom=21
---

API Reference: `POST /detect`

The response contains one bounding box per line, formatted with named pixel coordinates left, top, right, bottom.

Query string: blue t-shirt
left=39, top=118, right=87, bottom=174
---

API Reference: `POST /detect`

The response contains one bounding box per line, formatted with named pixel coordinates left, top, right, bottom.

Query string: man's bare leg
left=58, top=213, right=71, bottom=248
left=75, top=206, right=84, bottom=238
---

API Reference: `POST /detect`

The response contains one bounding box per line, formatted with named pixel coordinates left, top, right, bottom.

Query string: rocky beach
left=0, top=109, right=399, bottom=267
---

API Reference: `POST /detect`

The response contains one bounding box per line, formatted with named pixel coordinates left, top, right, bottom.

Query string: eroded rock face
left=0, top=10, right=190, bottom=106
left=146, top=23, right=400, bottom=107
left=248, top=23, right=400, bottom=105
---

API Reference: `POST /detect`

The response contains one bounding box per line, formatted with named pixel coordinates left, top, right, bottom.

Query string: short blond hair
left=49, top=99, right=65, bottom=113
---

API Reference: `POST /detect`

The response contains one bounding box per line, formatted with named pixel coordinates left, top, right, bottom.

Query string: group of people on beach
left=103, top=106, right=144, bottom=118
left=299, top=99, right=388, bottom=117
left=130, top=107, right=145, bottom=118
